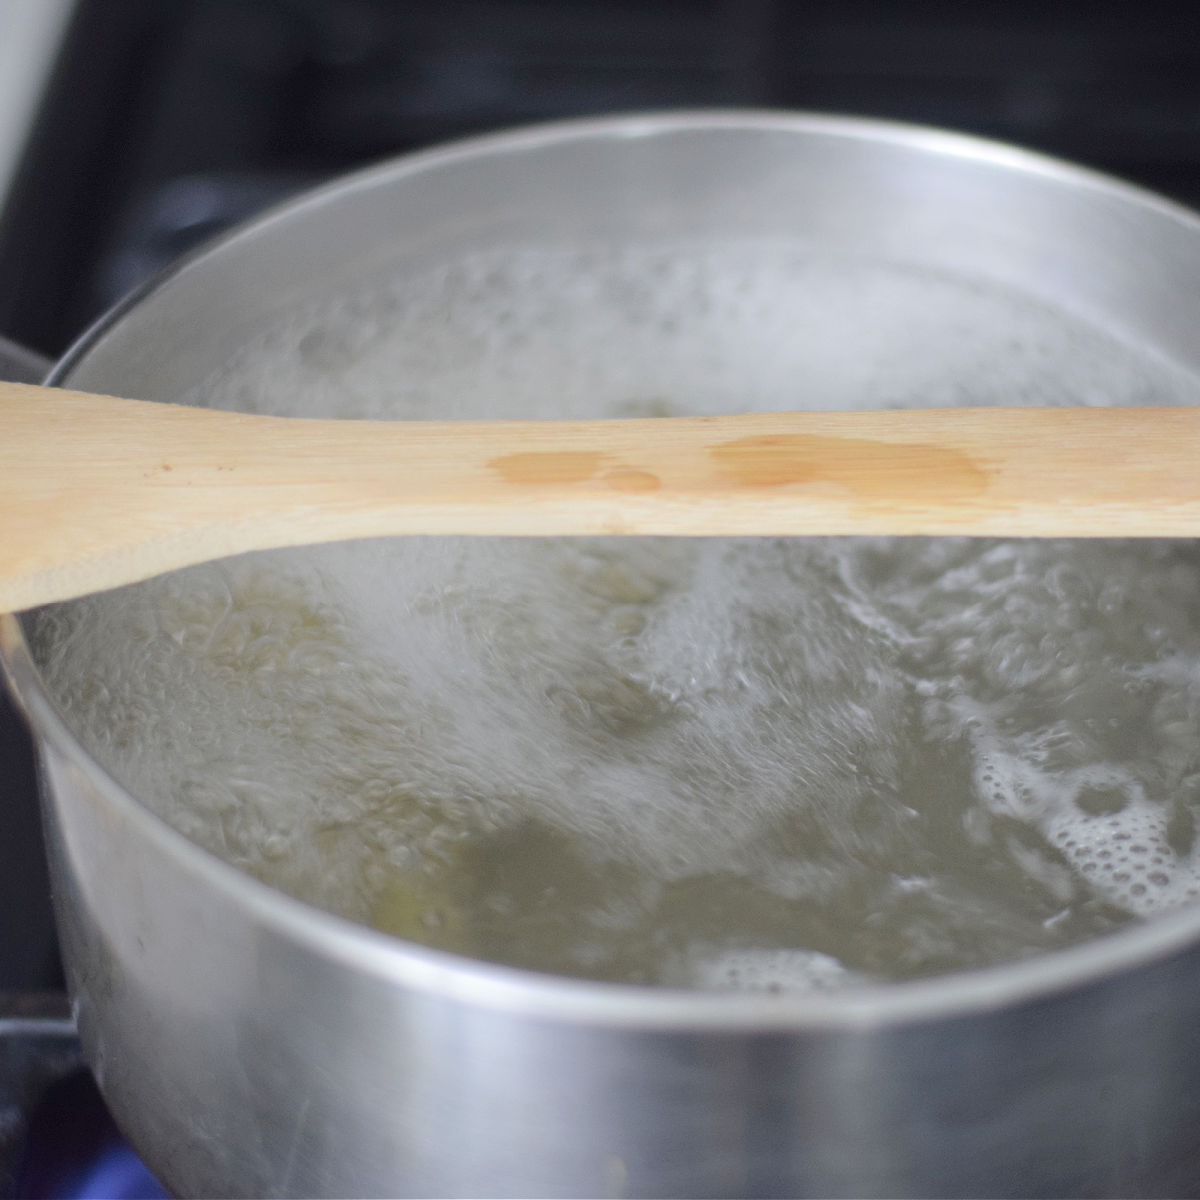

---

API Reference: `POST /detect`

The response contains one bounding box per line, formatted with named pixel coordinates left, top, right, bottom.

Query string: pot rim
left=7, top=107, right=1200, bottom=1033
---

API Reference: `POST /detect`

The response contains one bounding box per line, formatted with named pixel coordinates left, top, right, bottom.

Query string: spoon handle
left=3, top=380, right=1199, bottom=612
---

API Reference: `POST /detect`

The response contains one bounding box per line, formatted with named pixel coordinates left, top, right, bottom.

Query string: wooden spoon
left=3, top=379, right=1200, bottom=613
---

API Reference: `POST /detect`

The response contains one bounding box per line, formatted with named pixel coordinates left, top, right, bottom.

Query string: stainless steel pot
left=5, top=112, right=1200, bottom=1198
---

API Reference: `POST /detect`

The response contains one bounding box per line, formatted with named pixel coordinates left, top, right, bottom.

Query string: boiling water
left=34, top=243, right=1200, bottom=991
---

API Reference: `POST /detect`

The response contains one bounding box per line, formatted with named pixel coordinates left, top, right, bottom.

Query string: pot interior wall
left=53, top=118, right=1200, bottom=408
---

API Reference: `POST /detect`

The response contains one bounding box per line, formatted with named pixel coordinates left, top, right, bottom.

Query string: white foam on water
left=667, top=946, right=865, bottom=994
left=33, top=241, right=1200, bottom=988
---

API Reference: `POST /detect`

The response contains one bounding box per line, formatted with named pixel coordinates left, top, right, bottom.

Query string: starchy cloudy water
left=33, top=242, right=1200, bottom=991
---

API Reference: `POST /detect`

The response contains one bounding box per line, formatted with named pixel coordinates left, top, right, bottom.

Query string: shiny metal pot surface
left=6, top=112, right=1200, bottom=1198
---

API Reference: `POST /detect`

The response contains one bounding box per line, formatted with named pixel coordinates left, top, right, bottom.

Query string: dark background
left=3, top=0, right=1200, bottom=992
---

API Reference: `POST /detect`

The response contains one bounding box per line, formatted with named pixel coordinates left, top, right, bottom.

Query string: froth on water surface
left=33, top=242, right=1200, bottom=991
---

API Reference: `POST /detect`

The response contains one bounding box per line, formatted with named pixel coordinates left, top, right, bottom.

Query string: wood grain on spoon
left=2, top=379, right=1200, bottom=613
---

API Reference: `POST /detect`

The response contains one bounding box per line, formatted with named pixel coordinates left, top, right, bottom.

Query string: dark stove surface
left=3, top=1, right=1200, bottom=1195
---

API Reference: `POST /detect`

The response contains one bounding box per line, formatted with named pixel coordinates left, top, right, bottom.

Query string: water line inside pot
left=30, top=239, right=1200, bottom=991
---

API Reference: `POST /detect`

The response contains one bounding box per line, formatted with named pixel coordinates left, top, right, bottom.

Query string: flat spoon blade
left=3, top=380, right=1199, bottom=612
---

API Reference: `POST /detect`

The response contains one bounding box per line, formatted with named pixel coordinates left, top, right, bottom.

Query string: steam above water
left=34, top=244, right=1200, bottom=990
